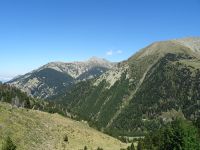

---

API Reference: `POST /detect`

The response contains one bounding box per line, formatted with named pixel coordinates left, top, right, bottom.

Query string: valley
left=1, top=0, right=200, bottom=149
left=1, top=37, right=200, bottom=149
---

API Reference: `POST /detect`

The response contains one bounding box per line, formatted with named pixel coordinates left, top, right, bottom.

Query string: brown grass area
left=0, top=102, right=128, bottom=150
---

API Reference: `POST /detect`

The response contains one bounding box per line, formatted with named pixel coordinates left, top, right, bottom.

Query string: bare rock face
left=8, top=57, right=115, bottom=99
left=40, top=57, right=115, bottom=78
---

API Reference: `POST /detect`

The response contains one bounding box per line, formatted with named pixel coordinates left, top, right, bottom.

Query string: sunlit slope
left=0, top=102, right=128, bottom=150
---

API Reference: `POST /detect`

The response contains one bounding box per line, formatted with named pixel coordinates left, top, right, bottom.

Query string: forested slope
left=59, top=38, right=200, bottom=137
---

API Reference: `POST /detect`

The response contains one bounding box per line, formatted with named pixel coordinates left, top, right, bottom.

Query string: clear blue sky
left=0, top=0, right=200, bottom=81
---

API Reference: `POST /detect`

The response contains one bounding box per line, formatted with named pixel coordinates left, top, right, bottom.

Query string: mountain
left=8, top=57, right=115, bottom=99
left=59, top=37, right=200, bottom=137
left=0, top=102, right=128, bottom=150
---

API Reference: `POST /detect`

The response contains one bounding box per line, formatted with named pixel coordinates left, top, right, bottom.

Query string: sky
left=0, top=0, right=200, bottom=81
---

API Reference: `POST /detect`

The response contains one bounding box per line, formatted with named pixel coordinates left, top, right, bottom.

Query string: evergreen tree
left=143, top=119, right=200, bottom=150
left=2, top=136, right=17, bottom=150
left=84, top=146, right=88, bottom=150
left=24, top=98, right=31, bottom=108
left=161, top=119, right=200, bottom=150
left=127, top=147, right=131, bottom=150
left=127, top=143, right=135, bottom=150
left=130, top=143, right=135, bottom=150
left=137, top=139, right=143, bottom=150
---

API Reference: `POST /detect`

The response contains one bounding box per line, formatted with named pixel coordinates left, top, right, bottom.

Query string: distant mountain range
left=0, top=76, right=13, bottom=83
left=8, top=57, right=115, bottom=99
left=7, top=37, right=200, bottom=137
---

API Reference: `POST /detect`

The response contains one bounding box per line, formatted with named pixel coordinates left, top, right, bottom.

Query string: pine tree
left=2, top=136, right=17, bottom=150
left=130, top=143, right=135, bottom=150
left=84, top=146, right=88, bottom=150
left=127, top=143, right=135, bottom=150
left=137, top=139, right=143, bottom=150
left=142, top=119, right=200, bottom=150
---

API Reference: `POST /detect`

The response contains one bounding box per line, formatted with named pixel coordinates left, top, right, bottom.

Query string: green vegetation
left=110, top=53, right=200, bottom=136
left=2, top=39, right=200, bottom=149
left=63, top=134, right=68, bottom=142
left=137, top=140, right=143, bottom=150
left=1, top=136, right=16, bottom=150
left=0, top=84, right=68, bottom=116
left=60, top=72, right=131, bottom=130
left=8, top=61, right=113, bottom=100
left=142, top=119, right=200, bottom=150
left=127, top=143, right=135, bottom=150
left=9, top=68, right=75, bottom=100
left=57, top=41, right=200, bottom=139
left=60, top=52, right=200, bottom=137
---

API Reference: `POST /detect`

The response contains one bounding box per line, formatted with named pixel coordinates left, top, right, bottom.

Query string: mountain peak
left=130, top=37, right=200, bottom=60
left=87, top=56, right=110, bottom=63
left=88, top=56, right=104, bottom=61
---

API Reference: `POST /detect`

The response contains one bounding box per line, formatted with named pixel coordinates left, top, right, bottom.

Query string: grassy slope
left=0, top=102, right=128, bottom=150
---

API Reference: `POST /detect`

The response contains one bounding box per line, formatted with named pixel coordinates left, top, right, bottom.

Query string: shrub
left=63, top=134, right=68, bottom=142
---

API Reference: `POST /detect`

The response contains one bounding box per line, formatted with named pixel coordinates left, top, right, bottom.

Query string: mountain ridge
left=37, top=57, right=115, bottom=78
left=8, top=57, right=115, bottom=99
